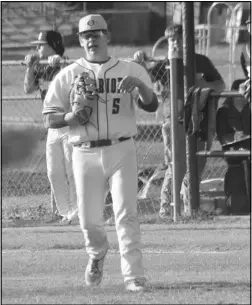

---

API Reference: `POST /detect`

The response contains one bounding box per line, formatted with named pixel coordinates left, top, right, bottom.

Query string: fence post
left=167, top=26, right=184, bottom=221
left=52, top=3, right=56, bottom=31
left=182, top=2, right=200, bottom=215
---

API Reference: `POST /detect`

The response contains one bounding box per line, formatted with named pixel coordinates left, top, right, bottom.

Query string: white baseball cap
left=78, top=14, right=108, bottom=33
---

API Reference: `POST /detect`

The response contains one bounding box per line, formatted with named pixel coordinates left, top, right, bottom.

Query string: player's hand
left=133, top=50, right=147, bottom=63
left=132, top=51, right=149, bottom=73
left=118, top=76, right=142, bottom=94
left=48, top=55, right=61, bottom=67
left=23, top=53, right=39, bottom=68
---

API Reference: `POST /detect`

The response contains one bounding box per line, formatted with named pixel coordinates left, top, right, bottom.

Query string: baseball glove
left=69, top=72, right=97, bottom=125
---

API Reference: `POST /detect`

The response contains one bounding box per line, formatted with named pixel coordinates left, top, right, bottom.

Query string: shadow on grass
left=3, top=216, right=249, bottom=230
left=5, top=280, right=249, bottom=298
left=48, top=244, right=84, bottom=250
left=151, top=280, right=250, bottom=291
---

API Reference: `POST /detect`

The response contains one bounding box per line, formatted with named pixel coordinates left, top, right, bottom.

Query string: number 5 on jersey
left=112, top=98, right=120, bottom=114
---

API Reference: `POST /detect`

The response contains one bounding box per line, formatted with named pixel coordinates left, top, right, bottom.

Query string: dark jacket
left=184, top=86, right=215, bottom=142
left=216, top=101, right=251, bottom=164
left=148, top=53, right=223, bottom=87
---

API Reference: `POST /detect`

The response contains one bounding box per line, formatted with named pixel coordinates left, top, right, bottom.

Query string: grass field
left=2, top=217, right=250, bottom=304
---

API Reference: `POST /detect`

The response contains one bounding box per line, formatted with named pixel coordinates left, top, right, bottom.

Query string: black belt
left=74, top=137, right=131, bottom=148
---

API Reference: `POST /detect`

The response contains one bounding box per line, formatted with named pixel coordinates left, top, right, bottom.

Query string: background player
left=42, top=14, right=158, bottom=291
left=23, top=30, right=78, bottom=224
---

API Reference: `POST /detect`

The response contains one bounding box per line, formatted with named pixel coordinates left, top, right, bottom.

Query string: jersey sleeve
left=130, top=62, right=153, bottom=100
left=42, top=69, right=71, bottom=114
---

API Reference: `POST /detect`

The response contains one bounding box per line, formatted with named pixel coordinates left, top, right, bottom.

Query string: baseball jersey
left=29, top=57, right=70, bottom=135
left=33, top=64, right=61, bottom=100
left=43, top=57, right=153, bottom=145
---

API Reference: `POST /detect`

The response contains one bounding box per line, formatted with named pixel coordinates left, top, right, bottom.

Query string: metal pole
left=206, top=2, right=234, bottom=56
left=53, top=2, right=56, bottom=31
left=197, top=150, right=251, bottom=157
left=210, top=91, right=244, bottom=98
left=231, top=3, right=243, bottom=85
left=207, top=96, right=217, bottom=149
left=182, top=2, right=200, bottom=215
left=167, top=26, right=184, bottom=222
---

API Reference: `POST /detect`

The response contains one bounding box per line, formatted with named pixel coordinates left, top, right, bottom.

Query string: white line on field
left=2, top=277, right=50, bottom=281
left=2, top=249, right=246, bottom=255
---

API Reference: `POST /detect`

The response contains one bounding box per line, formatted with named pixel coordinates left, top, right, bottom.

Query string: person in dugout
left=149, top=24, right=225, bottom=218
left=216, top=81, right=251, bottom=215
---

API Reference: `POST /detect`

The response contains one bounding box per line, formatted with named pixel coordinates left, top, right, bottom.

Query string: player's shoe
left=60, top=209, right=79, bottom=225
left=59, top=215, right=72, bottom=225
left=85, top=252, right=107, bottom=286
left=125, top=277, right=147, bottom=292
left=45, top=214, right=63, bottom=224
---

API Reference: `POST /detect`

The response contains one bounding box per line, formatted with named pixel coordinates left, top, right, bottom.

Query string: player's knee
left=114, top=209, right=138, bottom=223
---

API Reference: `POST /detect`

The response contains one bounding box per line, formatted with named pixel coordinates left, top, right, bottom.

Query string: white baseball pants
left=46, top=128, right=77, bottom=219
left=72, top=138, right=145, bottom=282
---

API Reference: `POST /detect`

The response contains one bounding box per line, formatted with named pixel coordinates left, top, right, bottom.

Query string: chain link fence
left=2, top=55, right=228, bottom=223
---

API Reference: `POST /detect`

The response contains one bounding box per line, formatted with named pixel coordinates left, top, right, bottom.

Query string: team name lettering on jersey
left=98, top=78, right=123, bottom=93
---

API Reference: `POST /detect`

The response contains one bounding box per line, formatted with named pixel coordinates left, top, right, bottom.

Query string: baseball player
left=42, top=14, right=158, bottom=292
left=23, top=30, right=78, bottom=224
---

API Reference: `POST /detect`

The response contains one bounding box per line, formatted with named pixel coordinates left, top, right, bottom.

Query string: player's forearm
left=24, top=67, right=39, bottom=94
left=43, top=112, right=78, bottom=129
left=218, top=133, right=234, bottom=145
left=137, top=82, right=159, bottom=112
left=206, top=79, right=225, bottom=92
left=137, top=81, right=155, bottom=105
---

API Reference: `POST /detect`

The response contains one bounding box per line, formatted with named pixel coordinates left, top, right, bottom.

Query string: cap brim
left=78, top=29, right=106, bottom=34
left=30, top=40, right=47, bottom=45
